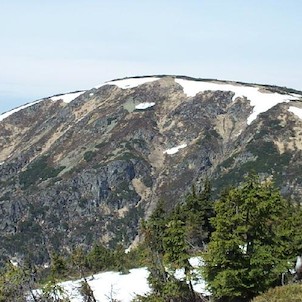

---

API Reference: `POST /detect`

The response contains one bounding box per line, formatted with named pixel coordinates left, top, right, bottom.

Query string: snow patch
left=89, top=93, right=94, bottom=96
left=135, top=102, right=156, bottom=110
left=164, top=143, right=187, bottom=155
left=30, top=257, right=208, bottom=301
left=0, top=99, right=44, bottom=122
left=174, top=257, right=209, bottom=296
left=288, top=106, right=302, bottom=119
left=51, top=91, right=85, bottom=103
left=175, top=79, right=299, bottom=124
left=96, top=77, right=159, bottom=89
left=43, top=268, right=151, bottom=302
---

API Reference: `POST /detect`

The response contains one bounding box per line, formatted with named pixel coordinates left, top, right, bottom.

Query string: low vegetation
left=252, top=284, right=302, bottom=302
left=19, top=155, right=65, bottom=189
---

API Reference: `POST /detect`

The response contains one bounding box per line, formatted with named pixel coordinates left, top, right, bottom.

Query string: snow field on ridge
left=175, top=79, right=299, bottom=124
left=97, top=77, right=160, bottom=89
left=0, top=99, right=44, bottom=122
left=288, top=106, right=302, bottom=119
left=0, top=91, right=86, bottom=122
left=50, top=91, right=86, bottom=103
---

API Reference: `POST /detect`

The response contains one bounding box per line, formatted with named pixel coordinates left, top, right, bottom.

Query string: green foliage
left=41, top=279, right=71, bottom=302
left=83, top=150, right=96, bottom=162
left=214, top=141, right=292, bottom=193
left=252, top=284, right=302, bottom=302
left=86, top=243, right=114, bottom=272
left=139, top=201, right=197, bottom=301
left=51, top=252, right=68, bottom=279
left=178, top=180, right=214, bottom=248
left=19, top=155, right=65, bottom=189
left=163, top=219, right=189, bottom=269
left=0, top=262, right=38, bottom=302
left=202, top=173, right=297, bottom=301
left=0, top=264, right=25, bottom=302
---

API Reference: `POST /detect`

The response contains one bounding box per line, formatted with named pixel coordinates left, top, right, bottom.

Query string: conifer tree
left=202, top=174, right=296, bottom=301
left=141, top=201, right=168, bottom=295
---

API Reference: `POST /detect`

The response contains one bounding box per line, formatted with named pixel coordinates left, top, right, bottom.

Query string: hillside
left=0, top=75, right=301, bottom=264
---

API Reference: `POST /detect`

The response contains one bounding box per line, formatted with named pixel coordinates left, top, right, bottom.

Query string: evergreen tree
left=182, top=179, right=214, bottom=248
left=141, top=201, right=168, bottom=295
left=86, top=243, right=113, bottom=272
left=202, top=174, right=296, bottom=301
left=139, top=202, right=196, bottom=301
left=71, top=246, right=88, bottom=277
left=163, top=219, right=196, bottom=301
left=51, top=252, right=68, bottom=279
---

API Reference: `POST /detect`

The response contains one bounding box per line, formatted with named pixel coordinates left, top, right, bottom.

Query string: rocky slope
left=0, top=75, right=301, bottom=264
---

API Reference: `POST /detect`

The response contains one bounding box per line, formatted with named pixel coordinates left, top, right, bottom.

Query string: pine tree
left=202, top=174, right=296, bottom=301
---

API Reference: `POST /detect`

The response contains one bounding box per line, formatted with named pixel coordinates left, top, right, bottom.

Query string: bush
left=83, top=151, right=96, bottom=162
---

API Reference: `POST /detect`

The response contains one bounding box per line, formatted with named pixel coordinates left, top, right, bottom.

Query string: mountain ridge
left=0, top=75, right=302, bottom=265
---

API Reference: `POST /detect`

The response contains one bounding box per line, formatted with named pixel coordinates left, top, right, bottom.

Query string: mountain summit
left=0, top=75, right=301, bottom=264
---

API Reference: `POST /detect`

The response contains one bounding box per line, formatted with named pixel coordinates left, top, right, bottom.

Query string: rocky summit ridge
left=0, top=75, right=302, bottom=264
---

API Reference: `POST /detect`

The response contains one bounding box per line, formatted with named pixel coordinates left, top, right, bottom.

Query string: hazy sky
left=1, top=0, right=301, bottom=114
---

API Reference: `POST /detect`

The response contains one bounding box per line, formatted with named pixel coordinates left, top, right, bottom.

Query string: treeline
left=0, top=242, right=144, bottom=301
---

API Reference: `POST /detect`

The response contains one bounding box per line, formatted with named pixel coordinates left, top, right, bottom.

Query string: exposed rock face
left=0, top=75, right=301, bottom=264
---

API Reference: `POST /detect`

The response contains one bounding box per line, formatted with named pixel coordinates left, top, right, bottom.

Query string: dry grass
left=252, top=284, right=302, bottom=302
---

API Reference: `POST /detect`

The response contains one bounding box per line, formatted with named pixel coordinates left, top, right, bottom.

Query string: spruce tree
left=202, top=174, right=296, bottom=301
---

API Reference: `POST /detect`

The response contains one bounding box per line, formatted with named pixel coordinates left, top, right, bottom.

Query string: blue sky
left=1, top=0, right=302, bottom=114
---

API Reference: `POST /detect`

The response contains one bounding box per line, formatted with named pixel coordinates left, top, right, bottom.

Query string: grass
left=252, top=284, right=302, bottom=302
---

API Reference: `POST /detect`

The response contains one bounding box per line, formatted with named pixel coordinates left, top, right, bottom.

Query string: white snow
left=40, top=268, right=151, bottom=302
left=135, top=102, right=156, bottom=110
left=0, top=91, right=85, bottom=123
left=173, top=257, right=209, bottom=296
left=30, top=257, right=208, bottom=302
left=0, top=99, right=44, bottom=122
left=96, top=77, right=160, bottom=89
left=288, top=106, right=302, bottom=119
left=175, top=79, right=299, bottom=124
left=10, top=259, right=19, bottom=267
left=295, top=256, right=302, bottom=272
left=0, top=162, right=4, bottom=166
left=164, top=143, right=187, bottom=155
left=50, top=91, right=85, bottom=103
left=89, top=93, right=94, bottom=97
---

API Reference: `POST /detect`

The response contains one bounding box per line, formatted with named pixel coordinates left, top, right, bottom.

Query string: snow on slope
left=288, top=106, right=302, bottom=119
left=175, top=79, right=299, bottom=124
left=0, top=99, right=44, bottom=122
left=50, top=91, right=85, bottom=103
left=135, top=102, right=156, bottom=110
left=0, top=91, right=85, bottom=123
left=59, top=268, right=150, bottom=302
left=164, top=143, right=187, bottom=155
left=96, top=77, right=160, bottom=89
left=33, top=257, right=208, bottom=302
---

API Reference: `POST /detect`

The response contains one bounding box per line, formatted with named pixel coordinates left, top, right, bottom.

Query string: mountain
left=0, top=75, right=301, bottom=265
